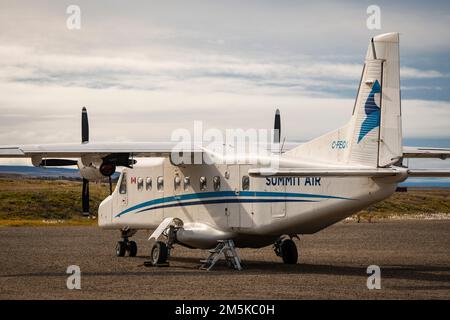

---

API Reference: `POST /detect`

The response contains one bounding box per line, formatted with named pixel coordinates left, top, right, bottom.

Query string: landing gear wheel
left=280, top=239, right=298, bottom=264
left=128, top=241, right=137, bottom=257
left=116, top=241, right=127, bottom=257
left=150, top=241, right=168, bottom=265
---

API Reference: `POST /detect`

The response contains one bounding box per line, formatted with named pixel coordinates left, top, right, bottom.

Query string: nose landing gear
left=274, top=236, right=298, bottom=264
left=116, top=228, right=138, bottom=257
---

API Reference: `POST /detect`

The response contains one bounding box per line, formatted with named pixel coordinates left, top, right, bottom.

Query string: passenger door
left=112, top=171, right=129, bottom=219
left=226, top=165, right=240, bottom=228
left=270, top=177, right=286, bottom=218
left=117, top=171, right=128, bottom=208
left=239, top=165, right=253, bottom=228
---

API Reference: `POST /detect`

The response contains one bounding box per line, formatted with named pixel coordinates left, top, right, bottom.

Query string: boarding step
left=200, top=240, right=242, bottom=271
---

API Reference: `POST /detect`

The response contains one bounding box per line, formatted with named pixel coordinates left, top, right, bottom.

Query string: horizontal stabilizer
left=406, top=169, right=450, bottom=177
left=403, top=146, right=450, bottom=159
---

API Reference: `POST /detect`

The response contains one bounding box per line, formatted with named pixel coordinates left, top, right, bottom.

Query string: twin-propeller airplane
left=1, top=33, right=450, bottom=269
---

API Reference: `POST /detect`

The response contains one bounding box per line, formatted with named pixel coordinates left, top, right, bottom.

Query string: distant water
left=0, top=165, right=119, bottom=180
left=0, top=165, right=81, bottom=178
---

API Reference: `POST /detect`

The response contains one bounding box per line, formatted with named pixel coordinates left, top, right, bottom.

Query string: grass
left=0, top=218, right=97, bottom=227
left=0, top=178, right=111, bottom=226
left=0, top=178, right=449, bottom=226
left=354, top=188, right=450, bottom=221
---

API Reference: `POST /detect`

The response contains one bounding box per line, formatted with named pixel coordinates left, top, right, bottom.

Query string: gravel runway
left=0, top=220, right=449, bottom=299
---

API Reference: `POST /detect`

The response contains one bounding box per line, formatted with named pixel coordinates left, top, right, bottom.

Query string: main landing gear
left=116, top=229, right=138, bottom=257
left=147, top=218, right=183, bottom=266
left=149, top=241, right=169, bottom=265
left=274, top=236, right=299, bottom=264
left=148, top=222, right=180, bottom=266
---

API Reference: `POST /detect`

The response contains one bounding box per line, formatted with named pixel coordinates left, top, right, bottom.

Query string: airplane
left=1, top=32, right=450, bottom=269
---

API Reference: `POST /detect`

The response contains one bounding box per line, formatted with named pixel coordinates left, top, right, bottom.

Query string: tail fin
left=286, top=32, right=402, bottom=168
left=349, top=32, right=402, bottom=167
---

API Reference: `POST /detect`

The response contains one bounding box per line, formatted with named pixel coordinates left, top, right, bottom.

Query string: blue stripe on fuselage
left=114, top=191, right=352, bottom=218
left=137, top=198, right=317, bottom=214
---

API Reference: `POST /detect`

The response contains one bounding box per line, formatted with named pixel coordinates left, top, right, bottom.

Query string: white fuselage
left=98, top=156, right=401, bottom=249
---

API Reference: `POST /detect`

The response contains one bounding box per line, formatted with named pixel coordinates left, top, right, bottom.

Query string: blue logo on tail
left=357, top=80, right=381, bottom=143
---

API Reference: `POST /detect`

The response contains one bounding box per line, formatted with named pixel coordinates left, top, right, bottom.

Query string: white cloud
left=0, top=0, right=449, bottom=169
left=401, top=67, right=448, bottom=79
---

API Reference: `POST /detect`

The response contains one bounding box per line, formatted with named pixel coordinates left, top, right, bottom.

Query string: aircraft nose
left=98, top=196, right=113, bottom=227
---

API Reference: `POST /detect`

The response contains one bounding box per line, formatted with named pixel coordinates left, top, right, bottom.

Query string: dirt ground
left=0, top=220, right=449, bottom=299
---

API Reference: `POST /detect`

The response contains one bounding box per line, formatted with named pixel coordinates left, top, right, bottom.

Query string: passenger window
left=242, top=175, right=250, bottom=190
left=119, top=173, right=127, bottom=194
left=157, top=176, right=164, bottom=191
left=213, top=176, right=221, bottom=191
left=199, top=176, right=207, bottom=191
left=184, top=176, right=191, bottom=191
left=137, top=177, right=144, bottom=191
left=174, top=175, right=181, bottom=190
left=145, top=177, right=152, bottom=191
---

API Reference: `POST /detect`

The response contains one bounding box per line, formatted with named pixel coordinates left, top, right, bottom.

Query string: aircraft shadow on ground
left=3, top=256, right=450, bottom=287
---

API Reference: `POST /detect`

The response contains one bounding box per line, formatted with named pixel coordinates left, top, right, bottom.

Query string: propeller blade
left=82, top=178, right=90, bottom=217
left=82, top=107, right=89, bottom=144
left=39, top=159, right=78, bottom=167
left=273, top=108, right=281, bottom=144
left=109, top=176, right=113, bottom=195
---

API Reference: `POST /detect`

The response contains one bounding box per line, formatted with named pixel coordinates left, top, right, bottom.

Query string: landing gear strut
left=147, top=218, right=183, bottom=266
left=116, top=229, right=138, bottom=257
left=274, top=237, right=298, bottom=264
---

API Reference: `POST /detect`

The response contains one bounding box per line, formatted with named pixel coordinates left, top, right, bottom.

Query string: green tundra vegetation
left=0, top=177, right=449, bottom=226
left=0, top=178, right=111, bottom=225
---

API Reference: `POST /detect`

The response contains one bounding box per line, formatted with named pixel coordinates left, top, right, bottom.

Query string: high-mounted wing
left=0, top=108, right=203, bottom=217
left=0, top=142, right=202, bottom=159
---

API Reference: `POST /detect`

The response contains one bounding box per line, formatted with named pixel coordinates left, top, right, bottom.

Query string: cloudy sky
left=0, top=0, right=450, bottom=167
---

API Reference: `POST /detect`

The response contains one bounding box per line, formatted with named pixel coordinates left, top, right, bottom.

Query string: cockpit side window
left=119, top=172, right=127, bottom=194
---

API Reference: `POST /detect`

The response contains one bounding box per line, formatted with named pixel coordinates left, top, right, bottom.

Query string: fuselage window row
left=130, top=174, right=250, bottom=193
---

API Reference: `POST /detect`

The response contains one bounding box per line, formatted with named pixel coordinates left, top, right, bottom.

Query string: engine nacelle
left=77, top=157, right=116, bottom=181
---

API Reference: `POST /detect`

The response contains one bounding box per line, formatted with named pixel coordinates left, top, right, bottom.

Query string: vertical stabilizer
left=349, top=32, right=402, bottom=167
left=285, top=33, right=402, bottom=168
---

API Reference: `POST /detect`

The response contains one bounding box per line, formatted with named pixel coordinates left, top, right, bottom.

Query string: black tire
left=150, top=241, right=168, bottom=265
left=128, top=241, right=137, bottom=257
left=281, top=239, right=298, bottom=264
left=116, top=241, right=126, bottom=257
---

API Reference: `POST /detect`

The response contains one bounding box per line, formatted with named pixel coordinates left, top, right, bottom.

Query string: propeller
left=82, top=106, right=89, bottom=144
left=274, top=108, right=281, bottom=144
left=82, top=178, right=90, bottom=216
left=39, top=107, right=122, bottom=217
left=81, top=107, right=90, bottom=216
left=39, top=159, right=78, bottom=166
